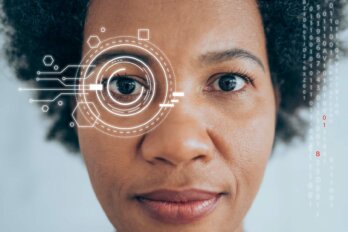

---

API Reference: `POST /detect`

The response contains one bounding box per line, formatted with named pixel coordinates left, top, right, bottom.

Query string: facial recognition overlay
left=301, top=1, right=340, bottom=217
left=18, top=29, right=185, bottom=137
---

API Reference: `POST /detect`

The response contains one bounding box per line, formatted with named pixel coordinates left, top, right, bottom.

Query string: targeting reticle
left=95, top=55, right=156, bottom=117
left=75, top=35, right=177, bottom=137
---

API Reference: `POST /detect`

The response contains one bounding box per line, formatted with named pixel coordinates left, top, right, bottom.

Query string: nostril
left=139, top=122, right=215, bottom=166
left=155, top=157, right=172, bottom=165
left=158, top=153, right=207, bottom=161
left=193, top=154, right=207, bottom=162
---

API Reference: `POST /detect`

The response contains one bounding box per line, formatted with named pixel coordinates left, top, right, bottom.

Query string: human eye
left=205, top=71, right=253, bottom=93
left=102, top=74, right=148, bottom=102
left=207, top=72, right=253, bottom=93
left=109, top=75, right=144, bottom=95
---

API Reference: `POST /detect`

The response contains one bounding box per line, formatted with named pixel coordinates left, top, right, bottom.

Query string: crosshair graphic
left=75, top=34, right=180, bottom=137
left=18, top=29, right=185, bottom=138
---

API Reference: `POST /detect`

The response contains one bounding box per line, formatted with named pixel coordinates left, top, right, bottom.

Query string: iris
left=116, top=76, right=136, bottom=95
left=218, top=74, right=237, bottom=91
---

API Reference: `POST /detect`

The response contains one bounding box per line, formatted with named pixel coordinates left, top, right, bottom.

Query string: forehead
left=84, top=0, right=266, bottom=66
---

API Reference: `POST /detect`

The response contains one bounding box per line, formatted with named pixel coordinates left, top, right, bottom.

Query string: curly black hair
left=1, top=0, right=347, bottom=153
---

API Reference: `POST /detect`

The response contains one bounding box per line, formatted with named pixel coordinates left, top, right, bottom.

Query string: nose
left=139, top=99, right=215, bottom=167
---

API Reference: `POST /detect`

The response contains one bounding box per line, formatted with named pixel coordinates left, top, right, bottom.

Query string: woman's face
left=78, top=0, right=276, bottom=231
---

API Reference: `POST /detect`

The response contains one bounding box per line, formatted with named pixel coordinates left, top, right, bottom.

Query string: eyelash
left=100, top=68, right=256, bottom=96
left=231, top=68, right=255, bottom=86
left=206, top=68, right=256, bottom=92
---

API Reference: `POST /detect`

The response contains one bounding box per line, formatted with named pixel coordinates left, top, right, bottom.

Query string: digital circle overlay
left=75, top=36, right=176, bottom=137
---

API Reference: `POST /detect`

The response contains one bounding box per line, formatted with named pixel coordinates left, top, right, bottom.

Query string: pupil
left=116, top=77, right=136, bottom=95
left=218, top=75, right=237, bottom=91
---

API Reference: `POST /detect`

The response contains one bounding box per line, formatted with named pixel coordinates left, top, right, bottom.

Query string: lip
left=134, top=189, right=223, bottom=224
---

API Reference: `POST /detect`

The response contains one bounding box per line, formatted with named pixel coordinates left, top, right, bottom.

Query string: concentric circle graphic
left=95, top=56, right=156, bottom=117
left=75, top=36, right=176, bottom=137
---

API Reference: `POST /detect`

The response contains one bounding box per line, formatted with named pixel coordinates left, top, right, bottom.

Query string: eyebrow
left=87, top=48, right=265, bottom=74
left=85, top=51, right=152, bottom=76
left=199, top=48, right=265, bottom=71
left=91, top=51, right=151, bottom=67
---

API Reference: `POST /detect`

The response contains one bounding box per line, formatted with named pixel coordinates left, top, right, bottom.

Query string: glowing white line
left=29, top=93, right=87, bottom=103
left=89, top=84, right=103, bottom=91
left=62, top=70, right=95, bottom=81
left=173, top=92, right=184, bottom=97
left=159, top=103, right=174, bottom=108
left=36, top=78, right=76, bottom=87
left=19, top=88, right=78, bottom=91
left=171, top=99, right=179, bottom=103
left=19, top=86, right=95, bottom=91
left=38, top=65, right=95, bottom=75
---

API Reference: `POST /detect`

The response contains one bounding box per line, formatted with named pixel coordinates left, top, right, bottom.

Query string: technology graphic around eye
left=18, top=29, right=184, bottom=137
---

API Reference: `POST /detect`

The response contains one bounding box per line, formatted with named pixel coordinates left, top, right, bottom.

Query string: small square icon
left=138, top=29, right=150, bottom=41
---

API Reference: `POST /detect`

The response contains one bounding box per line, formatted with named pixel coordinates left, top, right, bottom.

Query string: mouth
left=134, top=189, right=225, bottom=224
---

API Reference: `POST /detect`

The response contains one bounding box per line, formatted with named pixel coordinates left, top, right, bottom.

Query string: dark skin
left=78, top=0, right=277, bottom=231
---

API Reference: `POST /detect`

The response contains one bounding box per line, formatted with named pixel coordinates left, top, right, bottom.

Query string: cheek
left=77, top=124, right=139, bottom=209
left=209, top=89, right=276, bottom=196
left=234, top=111, right=275, bottom=185
left=78, top=128, right=147, bottom=230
